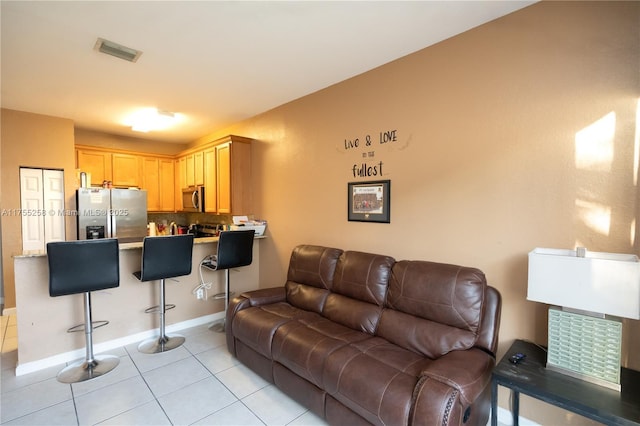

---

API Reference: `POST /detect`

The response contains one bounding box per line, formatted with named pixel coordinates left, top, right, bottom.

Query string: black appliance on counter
left=189, top=223, right=222, bottom=238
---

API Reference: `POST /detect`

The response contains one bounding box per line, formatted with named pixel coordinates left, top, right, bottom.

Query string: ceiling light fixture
left=94, top=38, right=142, bottom=63
left=127, top=108, right=178, bottom=133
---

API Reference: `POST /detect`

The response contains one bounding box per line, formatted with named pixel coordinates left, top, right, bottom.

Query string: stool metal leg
left=56, top=292, right=119, bottom=384
left=138, top=278, right=185, bottom=354
left=210, top=270, right=231, bottom=333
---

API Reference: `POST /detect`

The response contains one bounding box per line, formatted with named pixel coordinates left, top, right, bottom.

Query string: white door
left=20, top=168, right=66, bottom=252
left=43, top=169, right=65, bottom=243
left=20, top=168, right=45, bottom=251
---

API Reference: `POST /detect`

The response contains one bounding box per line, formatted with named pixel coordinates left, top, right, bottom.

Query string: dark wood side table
left=491, top=339, right=640, bottom=426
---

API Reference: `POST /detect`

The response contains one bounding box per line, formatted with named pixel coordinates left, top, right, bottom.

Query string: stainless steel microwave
left=181, top=185, right=205, bottom=212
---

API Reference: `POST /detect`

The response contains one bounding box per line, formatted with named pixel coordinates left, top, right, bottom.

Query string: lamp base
left=547, top=307, right=622, bottom=391
left=546, top=364, right=621, bottom=392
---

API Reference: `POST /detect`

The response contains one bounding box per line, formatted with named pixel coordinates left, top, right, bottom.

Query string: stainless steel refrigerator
left=77, top=188, right=148, bottom=242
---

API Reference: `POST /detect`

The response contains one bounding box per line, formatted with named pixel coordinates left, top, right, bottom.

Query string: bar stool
left=47, top=238, right=120, bottom=383
left=202, top=230, right=255, bottom=332
left=134, top=234, right=194, bottom=354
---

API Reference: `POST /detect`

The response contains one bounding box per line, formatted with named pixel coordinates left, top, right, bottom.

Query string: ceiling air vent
left=94, top=38, right=142, bottom=63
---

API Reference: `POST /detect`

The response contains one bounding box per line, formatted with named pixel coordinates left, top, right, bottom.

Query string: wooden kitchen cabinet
left=76, top=149, right=112, bottom=186
left=215, top=138, right=252, bottom=215
left=76, top=147, right=141, bottom=188
left=185, top=154, right=195, bottom=187
left=194, top=151, right=204, bottom=186
left=177, top=156, right=187, bottom=189
left=112, top=153, right=141, bottom=187
left=216, top=143, right=232, bottom=213
left=182, top=150, right=204, bottom=187
left=159, top=159, right=175, bottom=211
left=76, top=134, right=251, bottom=215
left=203, top=147, right=217, bottom=213
left=177, top=156, right=187, bottom=210
left=143, top=157, right=160, bottom=210
left=143, top=156, right=175, bottom=212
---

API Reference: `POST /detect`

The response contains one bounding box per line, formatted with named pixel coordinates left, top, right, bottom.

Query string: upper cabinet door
left=143, top=157, right=160, bottom=211
left=112, top=153, right=141, bottom=187
left=76, top=149, right=112, bottom=186
left=159, top=159, right=175, bottom=211
left=143, top=157, right=176, bottom=212
left=194, top=151, right=204, bottom=186
left=216, top=139, right=252, bottom=215
left=185, top=154, right=195, bottom=187
left=203, top=147, right=217, bottom=213
left=216, top=142, right=232, bottom=214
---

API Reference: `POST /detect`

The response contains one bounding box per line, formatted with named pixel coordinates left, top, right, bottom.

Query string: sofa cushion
left=287, top=245, right=343, bottom=290
left=322, top=250, right=394, bottom=334
left=379, top=260, right=486, bottom=358
left=286, top=282, right=330, bottom=314
left=286, top=245, right=343, bottom=313
left=332, top=250, right=395, bottom=305
left=323, top=293, right=382, bottom=334
left=232, top=302, right=315, bottom=358
left=323, top=337, right=432, bottom=425
left=272, top=314, right=370, bottom=387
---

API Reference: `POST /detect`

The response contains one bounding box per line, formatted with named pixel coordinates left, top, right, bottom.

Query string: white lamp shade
left=527, top=248, right=640, bottom=320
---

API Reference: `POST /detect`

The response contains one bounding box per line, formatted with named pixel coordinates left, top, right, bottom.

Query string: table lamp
left=527, top=247, right=640, bottom=391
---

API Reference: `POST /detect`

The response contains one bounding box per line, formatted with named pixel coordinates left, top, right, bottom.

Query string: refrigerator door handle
left=110, top=210, right=116, bottom=238
left=106, top=210, right=111, bottom=237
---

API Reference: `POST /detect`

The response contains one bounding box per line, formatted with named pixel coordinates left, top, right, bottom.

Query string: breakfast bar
left=12, top=236, right=262, bottom=375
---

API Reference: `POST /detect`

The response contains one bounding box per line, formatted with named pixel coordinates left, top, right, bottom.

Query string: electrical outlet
left=196, top=288, right=204, bottom=300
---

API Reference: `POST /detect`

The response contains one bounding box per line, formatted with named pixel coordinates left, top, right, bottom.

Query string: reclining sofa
left=226, top=245, right=502, bottom=425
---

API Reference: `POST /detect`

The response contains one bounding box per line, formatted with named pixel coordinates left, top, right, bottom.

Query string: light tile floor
left=0, top=314, right=328, bottom=426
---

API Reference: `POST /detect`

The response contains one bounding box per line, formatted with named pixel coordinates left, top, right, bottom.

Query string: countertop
left=14, top=235, right=265, bottom=258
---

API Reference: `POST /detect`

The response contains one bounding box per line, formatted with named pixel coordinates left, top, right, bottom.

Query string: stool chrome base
left=138, top=335, right=185, bottom=354
left=57, top=355, right=120, bottom=384
left=209, top=319, right=226, bottom=333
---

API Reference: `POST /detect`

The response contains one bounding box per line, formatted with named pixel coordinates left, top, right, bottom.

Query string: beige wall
left=1, top=109, right=76, bottom=308
left=1, top=2, right=638, bottom=424
left=193, top=3, right=639, bottom=424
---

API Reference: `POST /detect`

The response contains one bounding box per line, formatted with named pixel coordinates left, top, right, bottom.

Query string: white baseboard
left=2, top=306, right=16, bottom=316
left=15, top=312, right=224, bottom=376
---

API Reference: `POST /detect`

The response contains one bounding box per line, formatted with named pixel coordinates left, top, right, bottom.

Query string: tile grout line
left=2, top=321, right=324, bottom=426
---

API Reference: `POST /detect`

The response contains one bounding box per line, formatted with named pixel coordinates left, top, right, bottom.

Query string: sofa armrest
left=418, top=347, right=495, bottom=406
left=239, top=287, right=287, bottom=306
left=226, top=287, right=286, bottom=333
left=226, top=287, right=287, bottom=354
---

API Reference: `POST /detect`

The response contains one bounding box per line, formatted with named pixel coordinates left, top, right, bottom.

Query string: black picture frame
left=347, top=180, right=390, bottom=223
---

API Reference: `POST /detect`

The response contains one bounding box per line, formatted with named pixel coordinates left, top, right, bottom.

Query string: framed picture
left=347, top=180, right=391, bottom=223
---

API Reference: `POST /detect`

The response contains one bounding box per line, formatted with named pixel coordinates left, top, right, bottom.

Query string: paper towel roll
left=149, top=222, right=157, bottom=236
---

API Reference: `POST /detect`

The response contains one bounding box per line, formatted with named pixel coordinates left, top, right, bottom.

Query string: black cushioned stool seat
left=134, top=234, right=194, bottom=353
left=202, top=230, right=255, bottom=332
left=47, top=238, right=120, bottom=383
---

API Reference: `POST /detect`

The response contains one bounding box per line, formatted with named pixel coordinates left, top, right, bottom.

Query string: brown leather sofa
left=226, top=245, right=502, bottom=425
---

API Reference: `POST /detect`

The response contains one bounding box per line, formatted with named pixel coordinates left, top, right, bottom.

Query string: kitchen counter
left=13, top=235, right=261, bottom=257
left=13, top=236, right=263, bottom=375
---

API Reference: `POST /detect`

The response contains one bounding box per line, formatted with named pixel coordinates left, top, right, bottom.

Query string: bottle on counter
left=148, top=222, right=157, bottom=236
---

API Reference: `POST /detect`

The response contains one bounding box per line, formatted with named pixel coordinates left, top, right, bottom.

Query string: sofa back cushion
left=378, top=260, right=486, bottom=358
left=322, top=250, right=395, bottom=334
left=333, top=251, right=395, bottom=305
left=286, top=245, right=343, bottom=313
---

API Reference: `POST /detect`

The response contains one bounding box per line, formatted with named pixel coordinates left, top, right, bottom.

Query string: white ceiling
left=1, top=1, right=535, bottom=144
